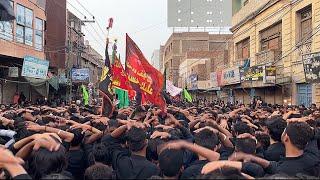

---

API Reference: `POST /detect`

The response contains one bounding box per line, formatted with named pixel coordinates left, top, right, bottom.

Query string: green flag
left=114, top=88, right=129, bottom=109
left=81, top=85, right=89, bottom=106
left=183, top=88, right=192, bottom=103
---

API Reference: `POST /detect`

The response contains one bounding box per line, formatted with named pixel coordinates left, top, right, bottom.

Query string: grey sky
left=67, top=0, right=172, bottom=62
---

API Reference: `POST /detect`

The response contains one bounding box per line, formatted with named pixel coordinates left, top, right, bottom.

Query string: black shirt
left=180, top=160, right=209, bottom=179
left=266, top=140, right=320, bottom=177
left=102, top=135, right=160, bottom=179
left=66, top=148, right=87, bottom=180
left=263, top=142, right=285, bottom=162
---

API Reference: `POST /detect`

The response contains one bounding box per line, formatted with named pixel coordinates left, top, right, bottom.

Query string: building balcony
left=255, top=49, right=282, bottom=65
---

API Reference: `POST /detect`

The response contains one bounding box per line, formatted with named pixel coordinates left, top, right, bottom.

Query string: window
left=15, top=4, right=34, bottom=46
left=35, top=18, right=43, bottom=51
left=0, top=1, right=14, bottom=41
left=300, top=7, right=312, bottom=43
left=16, top=25, right=24, bottom=43
left=25, top=8, right=33, bottom=27
left=25, top=27, right=33, bottom=46
left=17, top=4, right=25, bottom=25
left=236, top=38, right=250, bottom=60
left=260, top=22, right=282, bottom=51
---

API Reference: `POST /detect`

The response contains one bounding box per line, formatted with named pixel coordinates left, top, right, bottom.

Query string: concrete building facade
left=162, top=32, right=232, bottom=87
left=229, top=0, right=320, bottom=106
left=0, top=0, right=47, bottom=104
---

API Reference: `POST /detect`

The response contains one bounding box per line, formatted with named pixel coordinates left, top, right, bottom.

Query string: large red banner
left=125, top=34, right=165, bottom=109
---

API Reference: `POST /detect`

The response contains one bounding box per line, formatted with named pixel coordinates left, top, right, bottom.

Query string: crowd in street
left=0, top=98, right=320, bottom=179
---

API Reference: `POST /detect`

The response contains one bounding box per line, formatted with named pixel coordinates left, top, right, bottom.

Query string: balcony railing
left=255, top=49, right=282, bottom=65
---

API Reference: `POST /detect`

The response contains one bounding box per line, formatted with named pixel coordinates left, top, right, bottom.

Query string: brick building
left=161, top=32, right=232, bottom=87
left=228, top=0, right=320, bottom=106
left=0, top=0, right=46, bottom=104
left=46, top=0, right=103, bottom=102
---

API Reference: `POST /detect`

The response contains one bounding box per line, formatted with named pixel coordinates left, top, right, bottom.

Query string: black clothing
left=266, top=140, right=320, bottom=177
left=180, top=160, right=209, bottom=179
left=102, top=135, right=160, bottom=179
left=66, top=148, right=87, bottom=180
left=13, top=174, right=32, bottom=180
left=263, top=142, right=285, bottom=162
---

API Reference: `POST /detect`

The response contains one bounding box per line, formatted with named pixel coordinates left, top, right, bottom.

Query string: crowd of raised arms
left=0, top=99, right=320, bottom=180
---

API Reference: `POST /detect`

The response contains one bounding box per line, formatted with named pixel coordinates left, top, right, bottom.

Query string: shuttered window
left=260, top=22, right=282, bottom=51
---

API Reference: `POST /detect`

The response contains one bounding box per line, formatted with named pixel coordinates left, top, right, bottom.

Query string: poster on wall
left=303, top=52, right=320, bottom=83
left=21, top=56, right=49, bottom=79
left=241, top=65, right=264, bottom=82
left=263, top=66, right=276, bottom=84
left=210, top=71, right=222, bottom=90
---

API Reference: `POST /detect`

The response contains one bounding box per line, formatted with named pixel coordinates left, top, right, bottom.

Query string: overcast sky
left=67, top=0, right=172, bottom=62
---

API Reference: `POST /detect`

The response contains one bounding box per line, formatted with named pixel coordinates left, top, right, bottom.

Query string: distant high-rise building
left=167, top=0, right=232, bottom=28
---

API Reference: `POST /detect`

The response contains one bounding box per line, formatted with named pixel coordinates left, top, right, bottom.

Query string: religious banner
left=241, top=65, right=264, bottom=82
left=112, top=56, right=132, bottom=91
left=126, top=34, right=165, bottom=109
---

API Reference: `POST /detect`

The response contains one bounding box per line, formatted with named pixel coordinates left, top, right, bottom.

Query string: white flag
left=166, top=80, right=182, bottom=97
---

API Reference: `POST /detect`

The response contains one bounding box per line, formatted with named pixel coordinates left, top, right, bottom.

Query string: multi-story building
left=0, top=0, right=46, bottom=104
left=81, top=41, right=104, bottom=85
left=229, top=0, right=320, bottom=106
left=162, top=32, right=232, bottom=87
left=46, top=0, right=103, bottom=101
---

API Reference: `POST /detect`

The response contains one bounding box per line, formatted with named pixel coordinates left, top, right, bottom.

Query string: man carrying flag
left=99, top=35, right=114, bottom=117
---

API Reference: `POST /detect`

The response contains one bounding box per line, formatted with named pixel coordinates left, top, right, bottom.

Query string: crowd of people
left=0, top=99, right=320, bottom=179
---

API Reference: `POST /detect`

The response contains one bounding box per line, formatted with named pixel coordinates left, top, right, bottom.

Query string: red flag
left=112, top=56, right=132, bottom=91
left=125, top=34, right=166, bottom=109
left=107, top=18, right=113, bottom=29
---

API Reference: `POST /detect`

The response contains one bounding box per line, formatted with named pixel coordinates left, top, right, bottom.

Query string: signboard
left=303, top=52, right=320, bottom=83
left=8, top=67, right=18, bottom=77
left=71, top=68, right=90, bottom=83
left=21, top=56, right=49, bottom=79
left=241, top=65, right=264, bottom=82
left=264, top=66, right=276, bottom=84
left=210, top=71, right=222, bottom=90
left=221, top=67, right=240, bottom=86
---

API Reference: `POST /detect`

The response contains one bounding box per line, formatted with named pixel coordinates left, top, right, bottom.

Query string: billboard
left=22, top=56, right=49, bottom=79
left=303, top=52, right=320, bottom=83
left=71, top=68, right=90, bottom=83
left=168, top=0, right=232, bottom=27
left=221, top=67, right=240, bottom=86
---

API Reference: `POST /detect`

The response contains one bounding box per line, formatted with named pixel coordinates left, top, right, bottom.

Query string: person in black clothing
left=158, top=148, right=184, bottom=179
left=66, top=129, right=87, bottom=180
left=225, top=121, right=320, bottom=177
left=263, top=117, right=286, bottom=161
left=180, top=128, right=221, bottom=179
left=84, top=163, right=114, bottom=180
left=18, top=92, right=26, bottom=105
left=102, top=122, right=160, bottom=179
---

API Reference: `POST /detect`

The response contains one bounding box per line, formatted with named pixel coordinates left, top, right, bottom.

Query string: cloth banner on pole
left=166, top=80, right=182, bottom=97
